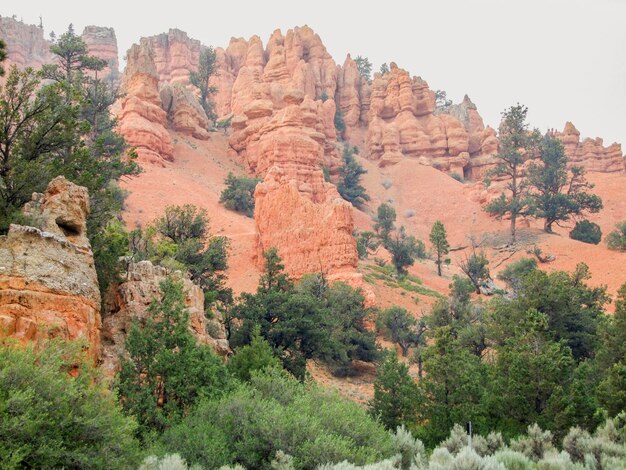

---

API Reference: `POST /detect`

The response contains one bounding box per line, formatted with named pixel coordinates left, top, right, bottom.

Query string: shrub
left=337, top=145, right=369, bottom=207
left=159, top=368, right=395, bottom=469
left=0, top=339, right=140, bottom=468
left=219, top=173, right=260, bottom=217
left=606, top=221, right=626, bottom=251
left=497, top=257, right=537, bottom=293
left=569, top=220, right=602, bottom=244
left=450, top=172, right=465, bottom=183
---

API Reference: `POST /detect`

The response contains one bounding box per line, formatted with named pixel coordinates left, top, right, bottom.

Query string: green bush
left=606, top=221, right=626, bottom=251
left=159, top=368, right=395, bottom=469
left=569, top=220, right=602, bottom=244
left=0, top=339, right=140, bottom=468
left=219, top=173, right=260, bottom=217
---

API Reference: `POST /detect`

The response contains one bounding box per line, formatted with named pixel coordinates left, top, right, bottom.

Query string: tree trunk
left=436, top=252, right=442, bottom=276
left=510, top=212, right=517, bottom=245
left=544, top=219, right=553, bottom=233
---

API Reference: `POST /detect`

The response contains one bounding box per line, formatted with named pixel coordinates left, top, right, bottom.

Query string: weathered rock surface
left=142, top=29, right=201, bottom=86
left=81, top=25, right=120, bottom=82
left=365, top=64, right=497, bottom=176
left=0, top=17, right=119, bottom=82
left=101, top=260, right=230, bottom=374
left=118, top=43, right=174, bottom=164
left=0, top=16, right=54, bottom=73
left=160, top=83, right=210, bottom=140
left=0, top=177, right=101, bottom=358
left=219, top=27, right=361, bottom=279
left=551, top=122, right=625, bottom=173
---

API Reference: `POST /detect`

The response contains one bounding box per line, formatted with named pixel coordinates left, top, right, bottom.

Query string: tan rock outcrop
left=118, top=43, right=174, bottom=164
left=101, top=260, right=230, bottom=374
left=551, top=122, right=625, bottom=173
left=0, top=177, right=101, bottom=358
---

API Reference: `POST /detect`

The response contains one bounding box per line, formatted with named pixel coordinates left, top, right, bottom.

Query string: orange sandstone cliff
left=0, top=177, right=101, bottom=358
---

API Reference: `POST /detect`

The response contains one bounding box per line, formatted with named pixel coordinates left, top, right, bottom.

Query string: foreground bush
left=0, top=339, right=140, bottom=468
left=157, top=367, right=395, bottom=469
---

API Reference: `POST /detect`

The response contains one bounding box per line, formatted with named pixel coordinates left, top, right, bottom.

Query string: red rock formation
left=336, top=54, right=371, bottom=137
left=81, top=25, right=120, bottom=81
left=101, top=261, right=230, bottom=374
left=0, top=177, right=101, bottom=358
left=365, top=64, right=496, bottom=176
left=0, top=17, right=119, bottom=82
left=0, top=16, right=54, bottom=72
left=551, top=122, right=625, bottom=173
left=160, top=83, right=211, bottom=140
left=219, top=27, right=362, bottom=279
left=142, top=29, right=201, bottom=86
left=118, top=43, right=174, bottom=165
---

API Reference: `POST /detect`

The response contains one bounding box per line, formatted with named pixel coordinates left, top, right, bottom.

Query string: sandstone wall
left=551, top=122, right=625, bottom=173
left=0, top=177, right=101, bottom=358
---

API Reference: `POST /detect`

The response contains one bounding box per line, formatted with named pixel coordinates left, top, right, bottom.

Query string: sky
left=3, top=0, right=626, bottom=147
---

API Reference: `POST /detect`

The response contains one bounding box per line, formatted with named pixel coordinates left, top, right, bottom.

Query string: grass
left=361, top=263, right=444, bottom=300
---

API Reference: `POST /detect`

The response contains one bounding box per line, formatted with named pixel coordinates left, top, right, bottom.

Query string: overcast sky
left=4, top=0, right=625, bottom=147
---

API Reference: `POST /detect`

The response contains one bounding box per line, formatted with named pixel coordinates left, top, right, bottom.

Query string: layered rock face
left=335, top=54, right=371, bottom=136
left=551, top=122, right=625, bottom=173
left=118, top=43, right=174, bottom=165
left=365, top=64, right=497, bottom=175
left=81, top=25, right=120, bottom=82
left=0, top=177, right=101, bottom=358
left=220, top=26, right=359, bottom=278
left=142, top=29, right=201, bottom=86
left=101, top=261, right=230, bottom=374
left=0, top=16, right=55, bottom=72
left=116, top=30, right=213, bottom=164
left=0, top=17, right=119, bottom=81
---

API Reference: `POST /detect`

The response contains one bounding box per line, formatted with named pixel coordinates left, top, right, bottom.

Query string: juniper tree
left=527, top=135, right=602, bottom=233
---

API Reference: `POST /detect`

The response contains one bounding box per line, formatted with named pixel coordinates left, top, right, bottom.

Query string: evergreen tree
left=378, top=306, right=426, bottom=357
left=387, top=226, right=426, bottom=275
left=527, top=135, right=602, bottom=233
left=459, top=249, right=490, bottom=294
left=419, top=328, right=488, bottom=446
left=374, top=203, right=396, bottom=242
left=0, top=38, right=6, bottom=76
left=429, top=220, right=450, bottom=276
left=606, top=221, right=626, bottom=251
left=189, top=46, right=218, bottom=121
left=118, top=278, right=230, bottom=437
left=337, top=145, right=369, bottom=207
left=228, top=327, right=281, bottom=382
left=354, top=56, right=373, bottom=82
left=485, top=104, right=541, bottom=244
left=219, top=172, right=260, bottom=217
left=370, top=354, right=422, bottom=431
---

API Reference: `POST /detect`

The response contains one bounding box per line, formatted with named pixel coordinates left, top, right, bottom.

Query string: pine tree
left=485, top=104, right=541, bottom=244
left=429, top=221, right=450, bottom=276
left=370, top=353, right=422, bottom=430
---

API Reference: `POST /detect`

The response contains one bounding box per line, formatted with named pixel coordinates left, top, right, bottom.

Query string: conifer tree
left=429, top=220, right=450, bottom=276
